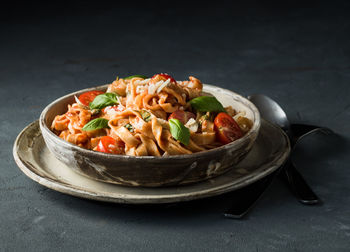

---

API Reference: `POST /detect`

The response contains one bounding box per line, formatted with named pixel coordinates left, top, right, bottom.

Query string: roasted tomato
left=214, top=112, right=243, bottom=144
left=78, top=91, right=104, bottom=106
left=168, top=110, right=196, bottom=124
left=96, top=136, right=124, bottom=154
left=152, top=73, right=176, bottom=84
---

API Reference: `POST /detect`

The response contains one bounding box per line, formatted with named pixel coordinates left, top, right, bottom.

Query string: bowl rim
left=39, top=83, right=261, bottom=160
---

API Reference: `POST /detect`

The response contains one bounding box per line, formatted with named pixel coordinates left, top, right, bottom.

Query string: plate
left=13, top=119, right=290, bottom=204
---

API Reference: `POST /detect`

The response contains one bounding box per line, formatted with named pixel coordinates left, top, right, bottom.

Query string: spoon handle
left=281, top=123, right=331, bottom=204
left=224, top=170, right=279, bottom=219
left=290, top=124, right=334, bottom=144
left=281, top=160, right=320, bottom=205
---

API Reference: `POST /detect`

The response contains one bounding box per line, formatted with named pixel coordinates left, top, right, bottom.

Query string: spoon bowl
left=248, top=95, right=290, bottom=132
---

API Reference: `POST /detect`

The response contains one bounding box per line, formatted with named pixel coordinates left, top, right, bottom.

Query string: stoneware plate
left=13, top=119, right=290, bottom=204
left=39, top=84, right=261, bottom=187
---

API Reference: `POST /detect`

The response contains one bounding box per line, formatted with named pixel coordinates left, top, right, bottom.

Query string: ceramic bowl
left=39, top=84, right=260, bottom=187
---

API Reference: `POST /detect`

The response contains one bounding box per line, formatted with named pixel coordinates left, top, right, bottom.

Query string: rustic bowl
left=39, top=84, right=261, bottom=187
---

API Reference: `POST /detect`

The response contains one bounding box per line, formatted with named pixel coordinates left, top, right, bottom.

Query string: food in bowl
left=40, top=77, right=260, bottom=186
left=50, top=73, right=253, bottom=156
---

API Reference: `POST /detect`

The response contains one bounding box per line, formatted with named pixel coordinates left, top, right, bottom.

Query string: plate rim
left=13, top=120, right=290, bottom=204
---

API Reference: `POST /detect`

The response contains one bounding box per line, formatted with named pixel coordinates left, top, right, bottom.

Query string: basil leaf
left=82, top=118, right=109, bottom=131
left=124, top=75, right=148, bottom=80
left=189, top=96, right=225, bottom=113
left=89, top=93, right=119, bottom=110
left=125, top=123, right=134, bottom=132
left=140, top=110, right=151, bottom=122
left=169, top=119, right=190, bottom=146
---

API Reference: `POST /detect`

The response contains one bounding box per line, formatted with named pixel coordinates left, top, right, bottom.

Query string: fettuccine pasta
left=51, top=74, right=252, bottom=156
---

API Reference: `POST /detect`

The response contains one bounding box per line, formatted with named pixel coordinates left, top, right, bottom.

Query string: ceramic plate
left=13, top=119, right=290, bottom=204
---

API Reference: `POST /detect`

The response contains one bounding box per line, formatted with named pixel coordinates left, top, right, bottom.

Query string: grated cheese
left=185, top=118, right=198, bottom=133
left=139, top=78, right=151, bottom=84
left=134, top=78, right=150, bottom=85
left=106, top=108, right=118, bottom=117
left=157, top=78, right=170, bottom=93
left=132, top=117, right=144, bottom=130
left=136, top=85, right=146, bottom=94
left=148, top=84, right=157, bottom=94
left=157, top=118, right=168, bottom=124
left=108, top=144, right=115, bottom=149
left=148, top=80, right=164, bottom=94
left=116, top=96, right=122, bottom=105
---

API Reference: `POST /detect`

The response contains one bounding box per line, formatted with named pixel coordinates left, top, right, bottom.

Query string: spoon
left=247, top=94, right=320, bottom=204
left=224, top=95, right=333, bottom=218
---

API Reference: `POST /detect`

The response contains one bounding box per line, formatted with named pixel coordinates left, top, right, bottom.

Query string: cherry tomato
left=214, top=112, right=243, bottom=144
left=96, top=136, right=125, bottom=154
left=152, top=73, right=176, bottom=84
left=78, top=91, right=104, bottom=106
left=168, top=110, right=196, bottom=124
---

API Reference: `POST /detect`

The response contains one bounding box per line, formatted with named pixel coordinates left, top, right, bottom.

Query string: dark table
left=1, top=2, right=350, bottom=251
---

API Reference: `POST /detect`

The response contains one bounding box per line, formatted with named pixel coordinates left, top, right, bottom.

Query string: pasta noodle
left=51, top=74, right=252, bottom=156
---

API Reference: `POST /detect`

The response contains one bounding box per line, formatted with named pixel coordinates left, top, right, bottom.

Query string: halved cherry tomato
left=214, top=112, right=243, bottom=144
left=168, top=110, right=196, bottom=124
left=78, top=91, right=104, bottom=106
left=96, top=136, right=125, bottom=154
left=152, top=73, right=176, bottom=83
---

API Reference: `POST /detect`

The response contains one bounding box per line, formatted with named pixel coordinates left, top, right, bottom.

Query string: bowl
left=39, top=84, right=261, bottom=187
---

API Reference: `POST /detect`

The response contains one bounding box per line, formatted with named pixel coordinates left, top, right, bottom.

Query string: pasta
left=51, top=74, right=252, bottom=156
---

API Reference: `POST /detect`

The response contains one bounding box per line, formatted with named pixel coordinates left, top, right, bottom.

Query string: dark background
left=1, top=1, right=350, bottom=251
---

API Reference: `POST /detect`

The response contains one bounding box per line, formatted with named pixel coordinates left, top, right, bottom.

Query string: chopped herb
left=140, top=110, right=152, bottom=122
left=125, top=123, right=134, bottom=132
left=198, top=115, right=208, bottom=125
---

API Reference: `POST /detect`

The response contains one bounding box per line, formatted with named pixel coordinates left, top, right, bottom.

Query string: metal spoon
left=248, top=94, right=320, bottom=204
left=224, top=95, right=333, bottom=218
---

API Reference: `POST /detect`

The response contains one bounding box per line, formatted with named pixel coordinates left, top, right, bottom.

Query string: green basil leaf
left=169, top=119, right=190, bottom=146
left=89, top=93, right=119, bottom=110
left=124, top=75, right=148, bottom=80
left=125, top=123, right=134, bottom=132
left=82, top=118, right=109, bottom=131
left=189, top=96, right=225, bottom=113
left=140, top=110, right=152, bottom=122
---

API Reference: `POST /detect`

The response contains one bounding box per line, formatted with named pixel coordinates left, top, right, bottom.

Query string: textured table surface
left=1, top=2, right=350, bottom=251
